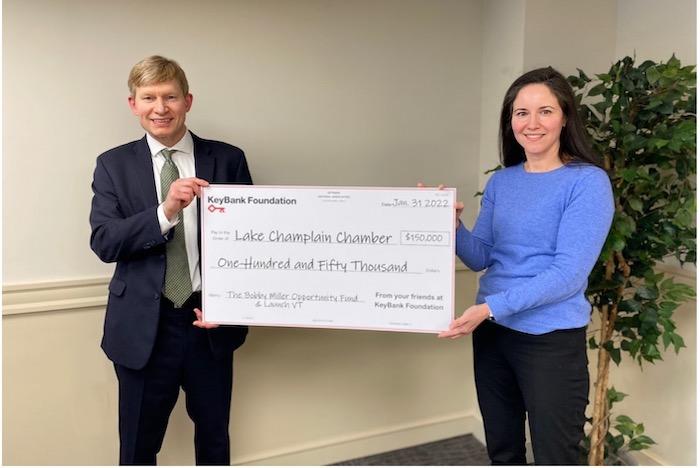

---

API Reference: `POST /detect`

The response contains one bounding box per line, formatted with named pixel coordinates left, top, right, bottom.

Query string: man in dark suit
left=90, top=55, right=251, bottom=465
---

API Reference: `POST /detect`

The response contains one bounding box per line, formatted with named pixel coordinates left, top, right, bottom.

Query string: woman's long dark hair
left=499, top=67, right=601, bottom=168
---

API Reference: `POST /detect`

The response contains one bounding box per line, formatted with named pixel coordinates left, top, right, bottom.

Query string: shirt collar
left=146, top=130, right=194, bottom=158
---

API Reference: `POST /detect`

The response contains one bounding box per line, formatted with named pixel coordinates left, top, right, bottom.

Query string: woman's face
left=511, top=83, right=566, bottom=160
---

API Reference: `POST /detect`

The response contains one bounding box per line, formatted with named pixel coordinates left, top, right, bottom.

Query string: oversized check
left=201, top=186, right=455, bottom=333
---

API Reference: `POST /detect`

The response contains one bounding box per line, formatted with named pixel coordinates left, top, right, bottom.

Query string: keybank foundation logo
left=207, top=195, right=298, bottom=214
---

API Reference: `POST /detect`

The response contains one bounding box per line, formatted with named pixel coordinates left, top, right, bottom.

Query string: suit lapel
left=192, top=133, right=215, bottom=250
left=193, top=133, right=215, bottom=183
left=133, top=136, right=159, bottom=208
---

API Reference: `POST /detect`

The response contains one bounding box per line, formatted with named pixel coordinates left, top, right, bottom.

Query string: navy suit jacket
left=90, top=133, right=251, bottom=370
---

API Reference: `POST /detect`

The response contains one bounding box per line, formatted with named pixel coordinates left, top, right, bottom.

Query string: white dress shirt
left=146, top=130, right=201, bottom=292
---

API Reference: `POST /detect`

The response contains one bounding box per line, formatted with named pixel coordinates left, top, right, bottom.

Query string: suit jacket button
left=153, top=293, right=160, bottom=300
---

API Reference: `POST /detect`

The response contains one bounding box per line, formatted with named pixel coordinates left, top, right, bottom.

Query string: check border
left=201, top=185, right=456, bottom=333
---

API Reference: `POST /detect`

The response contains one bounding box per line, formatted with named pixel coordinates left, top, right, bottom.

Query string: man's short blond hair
left=127, top=55, right=189, bottom=96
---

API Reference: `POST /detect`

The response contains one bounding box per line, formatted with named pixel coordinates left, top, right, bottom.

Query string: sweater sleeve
left=485, top=169, right=614, bottom=320
left=455, top=177, right=495, bottom=271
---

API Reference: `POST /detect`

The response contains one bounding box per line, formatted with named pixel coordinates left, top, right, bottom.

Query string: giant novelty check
left=201, top=186, right=455, bottom=333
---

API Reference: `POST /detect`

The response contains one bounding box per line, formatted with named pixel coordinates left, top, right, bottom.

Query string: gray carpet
left=332, top=434, right=490, bottom=465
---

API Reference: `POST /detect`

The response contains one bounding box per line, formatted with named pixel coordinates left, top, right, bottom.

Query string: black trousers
left=114, top=293, right=234, bottom=465
left=473, top=319, right=589, bottom=465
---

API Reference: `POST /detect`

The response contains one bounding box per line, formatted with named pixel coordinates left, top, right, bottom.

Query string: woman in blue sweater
left=439, top=67, right=614, bottom=464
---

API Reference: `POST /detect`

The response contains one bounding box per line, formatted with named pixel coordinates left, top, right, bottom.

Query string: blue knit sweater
left=456, top=162, right=614, bottom=334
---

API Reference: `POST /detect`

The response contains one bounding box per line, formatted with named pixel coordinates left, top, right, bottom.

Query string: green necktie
left=160, top=149, right=193, bottom=307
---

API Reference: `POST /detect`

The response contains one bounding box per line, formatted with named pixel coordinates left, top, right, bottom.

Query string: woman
left=439, top=67, right=614, bottom=464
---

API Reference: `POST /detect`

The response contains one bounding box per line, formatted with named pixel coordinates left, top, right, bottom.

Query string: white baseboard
left=232, top=411, right=484, bottom=466
left=633, top=449, right=665, bottom=466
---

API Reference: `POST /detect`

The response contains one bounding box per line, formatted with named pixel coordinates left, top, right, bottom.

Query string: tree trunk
left=588, top=256, right=622, bottom=465
left=588, top=308, right=614, bottom=465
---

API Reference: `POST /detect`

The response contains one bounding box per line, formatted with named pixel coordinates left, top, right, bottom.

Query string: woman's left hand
left=438, top=303, right=491, bottom=339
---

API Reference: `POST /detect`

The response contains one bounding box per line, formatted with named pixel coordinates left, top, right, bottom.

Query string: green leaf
left=667, top=54, right=681, bottom=68
left=622, top=77, right=635, bottom=92
left=577, top=68, right=591, bottom=82
left=607, top=387, right=628, bottom=403
left=567, top=75, right=584, bottom=89
left=629, top=435, right=656, bottom=451
left=654, top=138, right=670, bottom=149
left=671, top=333, right=686, bottom=352
left=646, top=98, right=663, bottom=110
left=640, top=308, right=658, bottom=326
left=588, top=83, right=608, bottom=96
left=615, top=214, right=637, bottom=237
left=619, top=299, right=642, bottom=312
left=628, top=340, right=642, bottom=357
left=610, top=347, right=621, bottom=365
left=620, top=167, right=637, bottom=182
left=636, top=286, right=658, bottom=300
left=615, top=414, right=634, bottom=424
left=658, top=301, right=679, bottom=317
left=636, top=422, right=645, bottom=436
left=642, top=342, right=663, bottom=362
left=621, top=122, right=637, bottom=133
left=658, top=101, right=675, bottom=114
left=659, top=317, right=676, bottom=332
left=633, top=435, right=656, bottom=445
left=611, top=235, right=626, bottom=252
left=664, top=282, right=696, bottom=299
left=662, top=331, right=672, bottom=349
left=592, top=100, right=610, bottom=116
left=646, top=65, right=662, bottom=83
left=674, top=209, right=693, bottom=227
left=611, top=434, right=625, bottom=451
left=615, top=422, right=635, bottom=438
left=620, top=339, right=631, bottom=351
left=628, top=197, right=643, bottom=212
left=662, top=67, right=679, bottom=79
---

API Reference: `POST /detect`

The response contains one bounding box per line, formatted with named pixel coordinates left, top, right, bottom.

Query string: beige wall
left=3, top=0, right=481, bottom=284
left=477, top=0, right=526, bottom=191
left=3, top=0, right=696, bottom=465
left=616, top=0, right=696, bottom=64
left=524, top=0, right=617, bottom=75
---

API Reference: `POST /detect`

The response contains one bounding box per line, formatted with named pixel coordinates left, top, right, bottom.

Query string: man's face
left=128, top=80, right=192, bottom=147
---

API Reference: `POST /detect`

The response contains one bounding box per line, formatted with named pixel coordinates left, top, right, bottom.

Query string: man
left=90, top=55, right=251, bottom=465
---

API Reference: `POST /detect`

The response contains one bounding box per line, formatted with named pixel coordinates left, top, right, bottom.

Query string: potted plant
left=568, top=55, right=696, bottom=465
